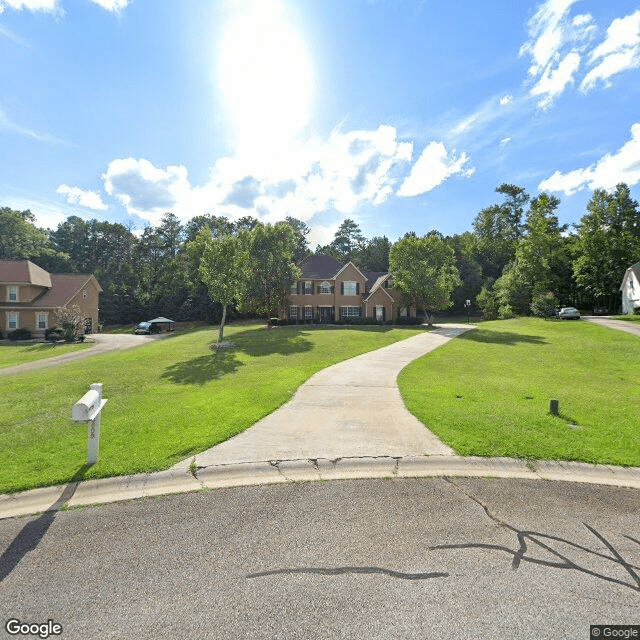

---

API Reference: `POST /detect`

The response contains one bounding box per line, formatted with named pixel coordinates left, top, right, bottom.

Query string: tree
left=55, top=304, right=84, bottom=342
left=573, top=184, right=640, bottom=310
left=240, top=222, right=301, bottom=320
left=199, top=233, right=247, bottom=343
left=389, top=234, right=461, bottom=325
left=360, top=236, right=391, bottom=272
left=329, top=218, right=366, bottom=262
left=472, top=185, right=529, bottom=280
left=0, top=207, right=64, bottom=263
left=283, top=216, right=311, bottom=263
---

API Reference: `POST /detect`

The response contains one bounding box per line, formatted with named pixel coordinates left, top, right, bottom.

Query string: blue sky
left=1, top=0, right=640, bottom=247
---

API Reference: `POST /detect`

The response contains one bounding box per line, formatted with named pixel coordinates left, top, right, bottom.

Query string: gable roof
left=34, top=274, right=99, bottom=307
left=0, top=260, right=51, bottom=288
left=334, top=260, right=369, bottom=282
left=298, top=255, right=343, bottom=280
left=364, top=273, right=394, bottom=302
left=621, top=262, right=640, bottom=290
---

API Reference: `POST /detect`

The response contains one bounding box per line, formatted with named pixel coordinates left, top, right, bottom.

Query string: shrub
left=634, top=306, right=640, bottom=316
left=45, top=327, right=64, bottom=342
left=530, top=291, right=559, bottom=318
left=55, top=304, right=83, bottom=342
left=498, top=304, right=514, bottom=319
left=8, top=328, right=32, bottom=341
left=0, top=329, right=3, bottom=340
left=269, top=317, right=279, bottom=326
left=477, top=283, right=499, bottom=320
left=394, top=317, right=423, bottom=325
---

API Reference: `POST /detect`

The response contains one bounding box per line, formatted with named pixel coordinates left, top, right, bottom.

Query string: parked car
left=134, top=321, right=155, bottom=334
left=558, top=306, right=580, bottom=319
left=593, top=307, right=608, bottom=315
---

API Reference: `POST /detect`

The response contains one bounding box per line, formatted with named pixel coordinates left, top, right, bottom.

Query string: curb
left=1, top=456, right=639, bottom=520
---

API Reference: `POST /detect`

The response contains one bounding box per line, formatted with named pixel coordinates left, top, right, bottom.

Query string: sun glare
left=218, top=0, right=313, bottom=159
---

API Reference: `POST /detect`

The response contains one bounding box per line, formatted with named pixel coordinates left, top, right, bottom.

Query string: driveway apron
left=584, top=315, right=640, bottom=337
left=176, top=324, right=474, bottom=469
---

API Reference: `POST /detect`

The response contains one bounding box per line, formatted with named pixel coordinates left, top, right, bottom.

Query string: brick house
left=283, top=255, right=416, bottom=323
left=0, top=260, right=102, bottom=337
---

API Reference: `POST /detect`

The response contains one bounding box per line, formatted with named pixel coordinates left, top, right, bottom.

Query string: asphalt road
left=0, top=478, right=638, bottom=640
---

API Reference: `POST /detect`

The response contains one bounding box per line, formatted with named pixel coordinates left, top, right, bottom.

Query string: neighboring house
left=0, top=260, right=102, bottom=337
left=283, top=254, right=416, bottom=323
left=620, top=262, right=640, bottom=314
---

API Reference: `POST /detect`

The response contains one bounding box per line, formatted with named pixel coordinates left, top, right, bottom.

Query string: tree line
left=1, top=181, right=638, bottom=325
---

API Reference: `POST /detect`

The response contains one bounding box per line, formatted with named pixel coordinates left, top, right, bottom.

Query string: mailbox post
left=72, top=383, right=107, bottom=465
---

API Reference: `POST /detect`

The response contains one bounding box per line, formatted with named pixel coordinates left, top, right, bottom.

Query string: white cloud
left=99, top=125, right=414, bottom=227
left=0, top=0, right=59, bottom=12
left=519, top=0, right=596, bottom=108
left=580, top=10, right=640, bottom=92
left=500, top=137, right=512, bottom=147
left=0, top=101, right=67, bottom=144
left=499, top=95, right=513, bottom=106
left=530, top=51, right=581, bottom=109
left=56, top=184, right=108, bottom=211
left=539, top=123, right=640, bottom=195
left=88, top=0, right=130, bottom=12
left=397, top=142, right=474, bottom=198
left=0, top=23, right=29, bottom=45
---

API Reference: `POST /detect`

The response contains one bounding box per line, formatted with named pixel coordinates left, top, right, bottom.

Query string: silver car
left=558, top=306, right=580, bottom=319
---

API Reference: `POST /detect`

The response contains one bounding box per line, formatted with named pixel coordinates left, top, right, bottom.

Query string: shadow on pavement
left=0, top=464, right=91, bottom=582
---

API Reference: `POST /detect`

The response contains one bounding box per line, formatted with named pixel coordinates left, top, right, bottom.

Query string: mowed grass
left=611, top=315, right=640, bottom=323
left=0, top=323, right=426, bottom=493
left=398, top=318, right=640, bottom=466
left=0, top=342, right=90, bottom=369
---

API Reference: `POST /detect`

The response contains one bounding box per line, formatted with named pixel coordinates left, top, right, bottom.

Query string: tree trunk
left=218, top=305, right=227, bottom=343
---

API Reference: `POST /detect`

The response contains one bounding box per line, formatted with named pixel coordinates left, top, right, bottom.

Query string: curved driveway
left=175, top=324, right=473, bottom=471
left=585, top=315, right=640, bottom=336
left=0, top=332, right=163, bottom=376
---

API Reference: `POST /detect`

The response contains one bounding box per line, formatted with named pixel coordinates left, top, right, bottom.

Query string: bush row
left=270, top=316, right=424, bottom=327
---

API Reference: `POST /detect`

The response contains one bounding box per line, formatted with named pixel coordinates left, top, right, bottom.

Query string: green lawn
left=398, top=317, right=640, bottom=467
left=0, top=342, right=90, bottom=369
left=0, top=324, right=426, bottom=493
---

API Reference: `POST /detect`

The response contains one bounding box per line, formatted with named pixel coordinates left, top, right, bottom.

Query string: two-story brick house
left=0, top=260, right=102, bottom=337
left=284, top=255, right=416, bottom=323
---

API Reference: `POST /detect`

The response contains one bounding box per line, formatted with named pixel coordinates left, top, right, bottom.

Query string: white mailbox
left=71, top=383, right=107, bottom=465
left=72, top=389, right=104, bottom=422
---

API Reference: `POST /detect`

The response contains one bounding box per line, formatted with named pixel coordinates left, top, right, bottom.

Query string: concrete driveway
left=584, top=315, right=640, bottom=337
left=0, top=332, right=163, bottom=376
left=175, top=324, right=473, bottom=471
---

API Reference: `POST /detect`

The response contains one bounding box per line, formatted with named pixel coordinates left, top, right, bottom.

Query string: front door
left=319, top=307, right=334, bottom=324
left=375, top=306, right=385, bottom=322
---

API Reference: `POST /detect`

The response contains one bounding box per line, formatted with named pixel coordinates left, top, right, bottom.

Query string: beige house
left=0, top=260, right=102, bottom=337
left=284, top=255, right=416, bottom=323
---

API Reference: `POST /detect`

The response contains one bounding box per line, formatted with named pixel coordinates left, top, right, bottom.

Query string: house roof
left=34, top=274, right=98, bottom=307
left=148, top=317, right=174, bottom=323
left=297, top=255, right=344, bottom=280
left=0, top=260, right=51, bottom=287
left=621, top=261, right=640, bottom=290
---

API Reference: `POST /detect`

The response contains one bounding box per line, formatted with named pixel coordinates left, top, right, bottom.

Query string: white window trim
left=37, top=312, right=49, bottom=330
left=7, top=285, right=18, bottom=302
left=303, top=281, right=313, bottom=295
left=343, top=281, right=358, bottom=296
left=304, top=305, right=313, bottom=319
left=340, top=306, right=361, bottom=318
left=320, top=281, right=331, bottom=294
left=7, top=311, right=19, bottom=330
left=289, top=305, right=298, bottom=319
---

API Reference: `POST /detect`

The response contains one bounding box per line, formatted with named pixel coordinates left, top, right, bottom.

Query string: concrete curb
left=1, top=456, right=638, bottom=520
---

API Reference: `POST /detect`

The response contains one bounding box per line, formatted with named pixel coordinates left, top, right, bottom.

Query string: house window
left=320, top=281, right=331, bottom=294
left=83, top=289, right=88, bottom=299
left=305, top=305, right=313, bottom=319
left=38, top=313, right=47, bottom=330
left=341, top=306, right=361, bottom=318
left=289, top=306, right=298, bottom=320
left=290, top=282, right=298, bottom=294
left=400, top=307, right=408, bottom=318
left=8, top=312, right=18, bottom=330
left=375, top=306, right=385, bottom=322
left=303, top=281, right=313, bottom=295
left=342, top=281, right=358, bottom=296
left=8, top=285, right=18, bottom=302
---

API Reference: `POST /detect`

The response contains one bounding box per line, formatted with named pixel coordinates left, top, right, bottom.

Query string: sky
left=1, top=0, right=640, bottom=248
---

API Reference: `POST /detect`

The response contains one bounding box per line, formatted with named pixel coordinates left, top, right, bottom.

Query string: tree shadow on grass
left=161, top=348, right=244, bottom=385
left=458, top=329, right=548, bottom=346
